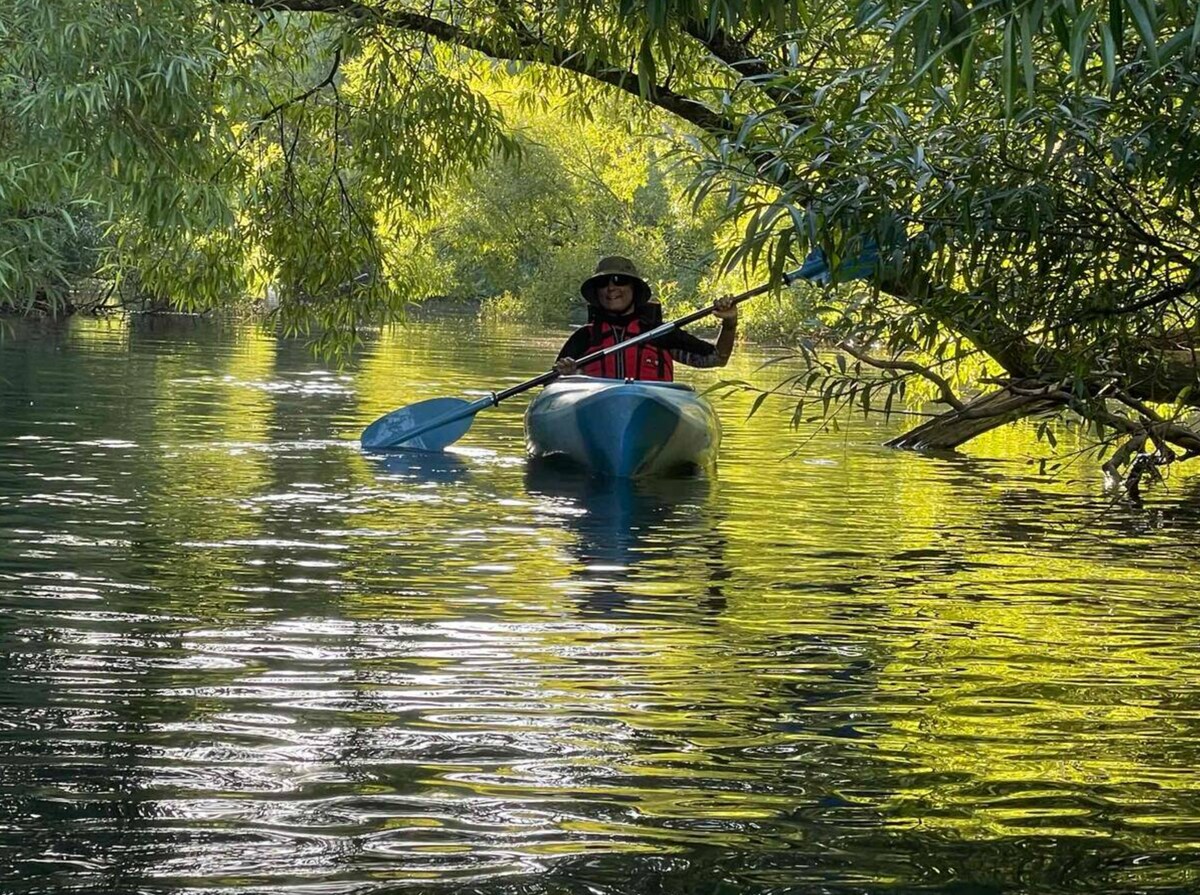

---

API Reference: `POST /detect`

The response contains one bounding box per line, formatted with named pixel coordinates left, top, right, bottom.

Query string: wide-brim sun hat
left=580, top=256, right=651, bottom=305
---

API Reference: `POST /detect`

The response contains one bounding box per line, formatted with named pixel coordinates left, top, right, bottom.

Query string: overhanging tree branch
left=837, top=340, right=966, bottom=411
left=233, top=0, right=737, bottom=136
left=680, top=18, right=815, bottom=126
left=215, top=45, right=343, bottom=177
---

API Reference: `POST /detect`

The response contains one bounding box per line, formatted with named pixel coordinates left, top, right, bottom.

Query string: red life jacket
left=577, top=309, right=674, bottom=382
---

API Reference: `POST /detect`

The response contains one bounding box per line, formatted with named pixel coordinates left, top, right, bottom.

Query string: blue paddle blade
left=361, top=397, right=476, bottom=452
left=796, top=239, right=881, bottom=286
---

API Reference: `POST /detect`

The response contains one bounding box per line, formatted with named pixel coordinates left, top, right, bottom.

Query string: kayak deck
left=524, top=376, right=720, bottom=477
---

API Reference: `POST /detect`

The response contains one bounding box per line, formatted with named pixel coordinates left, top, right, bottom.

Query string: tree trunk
left=886, top=385, right=1060, bottom=450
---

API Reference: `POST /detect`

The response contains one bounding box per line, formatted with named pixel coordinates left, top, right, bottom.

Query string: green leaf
left=955, top=36, right=975, bottom=105
left=1124, top=0, right=1160, bottom=66
left=1069, top=8, right=1097, bottom=82
left=1158, top=26, right=1192, bottom=63
left=1019, top=9, right=1036, bottom=96
left=1002, top=16, right=1017, bottom=117
left=1100, top=22, right=1117, bottom=87
left=790, top=400, right=806, bottom=428
left=636, top=40, right=657, bottom=97
left=1110, top=0, right=1125, bottom=45
left=1050, top=6, right=1071, bottom=51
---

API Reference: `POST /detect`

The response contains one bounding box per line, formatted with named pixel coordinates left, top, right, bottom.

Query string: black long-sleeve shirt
left=557, top=324, right=722, bottom=368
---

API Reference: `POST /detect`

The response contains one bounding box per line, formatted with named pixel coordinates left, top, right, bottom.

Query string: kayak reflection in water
left=553, top=256, right=739, bottom=382
left=525, top=458, right=730, bottom=620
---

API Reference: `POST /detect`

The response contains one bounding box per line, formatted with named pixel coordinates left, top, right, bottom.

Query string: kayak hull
left=524, top=376, right=720, bottom=477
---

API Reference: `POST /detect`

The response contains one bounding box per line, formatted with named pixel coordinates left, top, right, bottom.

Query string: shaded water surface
left=2, top=316, right=1200, bottom=893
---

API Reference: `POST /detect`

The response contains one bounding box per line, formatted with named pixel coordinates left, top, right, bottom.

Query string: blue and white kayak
left=524, top=376, right=720, bottom=477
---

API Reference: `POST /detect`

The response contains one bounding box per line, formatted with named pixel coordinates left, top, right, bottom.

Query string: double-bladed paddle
left=360, top=245, right=876, bottom=452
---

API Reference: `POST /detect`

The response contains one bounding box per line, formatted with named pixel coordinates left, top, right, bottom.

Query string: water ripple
left=2, top=318, right=1200, bottom=893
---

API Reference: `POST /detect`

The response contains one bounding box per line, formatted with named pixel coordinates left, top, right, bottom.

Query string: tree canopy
left=4, top=0, right=1199, bottom=489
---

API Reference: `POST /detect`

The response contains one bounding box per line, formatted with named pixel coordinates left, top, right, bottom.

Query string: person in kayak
left=553, top=256, right=738, bottom=382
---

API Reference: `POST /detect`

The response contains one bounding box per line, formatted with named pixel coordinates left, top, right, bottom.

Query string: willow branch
left=1101, top=433, right=1147, bottom=480
left=680, top=19, right=814, bottom=125
left=233, top=0, right=737, bottom=136
left=838, top=340, right=965, bottom=411
left=256, top=46, right=342, bottom=125
left=1003, top=382, right=1200, bottom=455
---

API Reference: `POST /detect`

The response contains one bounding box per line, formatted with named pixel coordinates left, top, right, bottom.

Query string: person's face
left=596, top=275, right=635, bottom=314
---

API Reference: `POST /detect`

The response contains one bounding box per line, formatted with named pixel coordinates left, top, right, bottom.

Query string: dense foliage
left=400, top=82, right=724, bottom=322
left=4, top=0, right=1199, bottom=487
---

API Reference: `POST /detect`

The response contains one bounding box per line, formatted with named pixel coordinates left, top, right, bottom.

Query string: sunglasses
left=602, top=274, right=634, bottom=288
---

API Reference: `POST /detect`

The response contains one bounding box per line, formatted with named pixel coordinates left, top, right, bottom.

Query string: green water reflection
left=1, top=316, right=1200, bottom=893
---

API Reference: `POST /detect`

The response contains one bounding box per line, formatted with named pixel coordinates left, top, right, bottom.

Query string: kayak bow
left=525, top=376, right=719, bottom=477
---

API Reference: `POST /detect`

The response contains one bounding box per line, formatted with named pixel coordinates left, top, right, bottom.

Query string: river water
left=2, top=316, right=1200, bottom=894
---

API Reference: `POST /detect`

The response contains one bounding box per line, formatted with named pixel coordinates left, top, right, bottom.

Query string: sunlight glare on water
left=1, top=316, right=1200, bottom=893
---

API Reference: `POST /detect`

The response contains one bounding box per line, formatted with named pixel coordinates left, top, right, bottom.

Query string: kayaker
left=553, top=256, right=738, bottom=382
